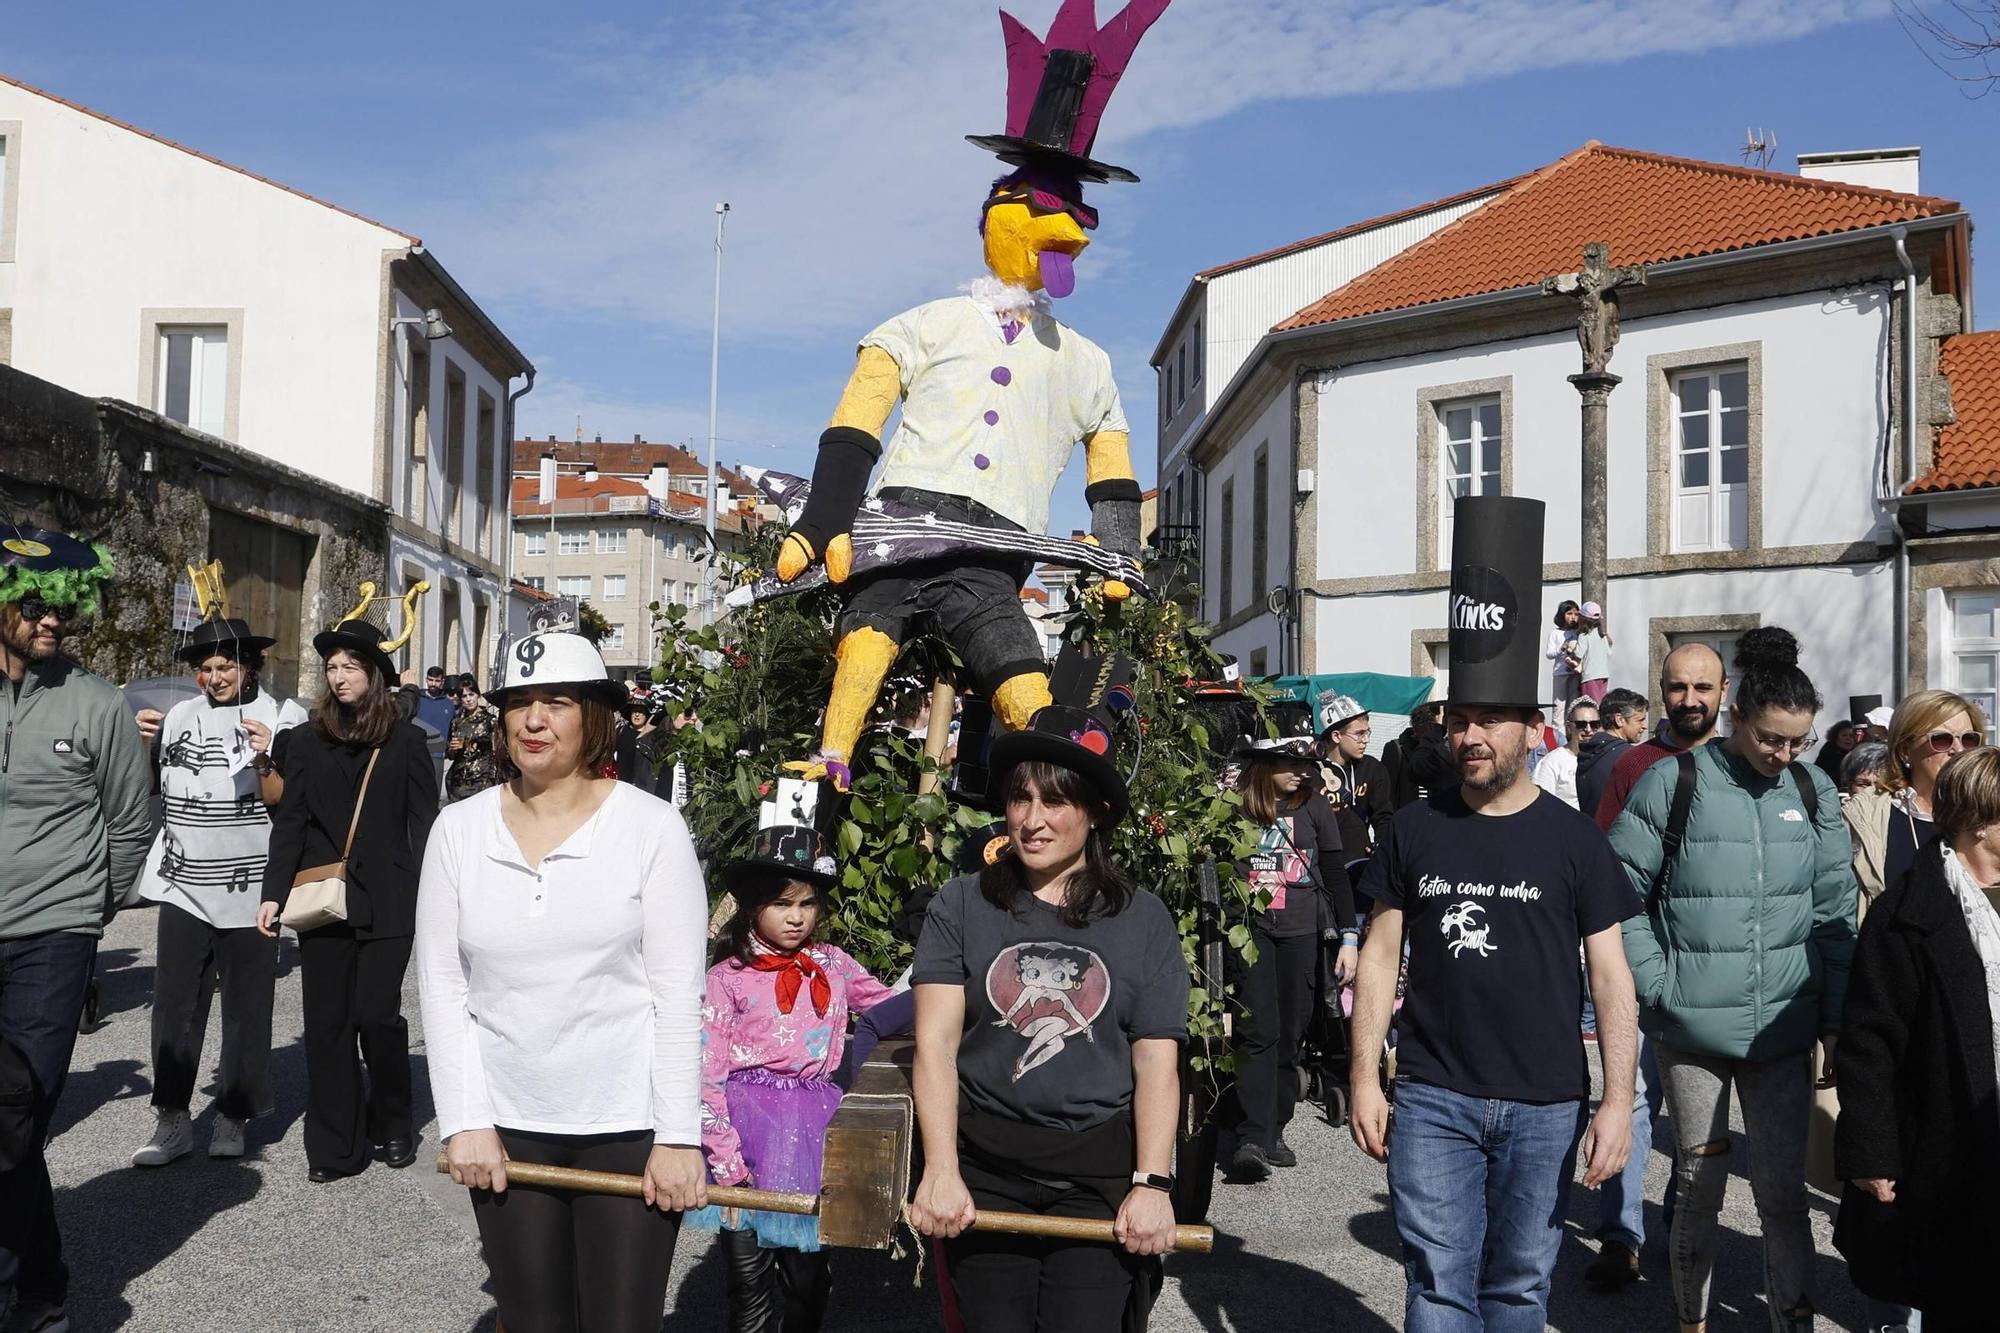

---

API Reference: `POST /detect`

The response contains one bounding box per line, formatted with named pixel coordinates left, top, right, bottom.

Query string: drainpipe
left=502, top=368, right=536, bottom=669
left=1892, top=229, right=1916, bottom=702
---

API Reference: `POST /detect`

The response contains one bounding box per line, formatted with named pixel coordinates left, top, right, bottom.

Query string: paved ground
left=46, top=905, right=1871, bottom=1331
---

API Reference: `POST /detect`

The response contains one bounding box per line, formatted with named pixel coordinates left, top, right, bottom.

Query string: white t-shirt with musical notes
left=138, top=690, right=307, bottom=928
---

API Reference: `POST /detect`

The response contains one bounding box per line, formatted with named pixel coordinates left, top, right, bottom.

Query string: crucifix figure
left=1541, top=242, right=1647, bottom=617
left=1542, top=242, right=1647, bottom=374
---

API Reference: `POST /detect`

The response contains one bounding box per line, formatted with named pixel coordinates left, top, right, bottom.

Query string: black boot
left=722, top=1228, right=784, bottom=1332
left=774, top=1247, right=832, bottom=1333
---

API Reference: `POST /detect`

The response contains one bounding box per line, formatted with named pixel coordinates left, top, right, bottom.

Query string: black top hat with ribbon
left=964, top=0, right=1171, bottom=185
left=1235, top=707, right=1318, bottom=762
left=312, top=619, right=399, bottom=684
left=720, top=824, right=839, bottom=895
left=176, top=616, right=276, bottom=666
left=987, top=702, right=1130, bottom=826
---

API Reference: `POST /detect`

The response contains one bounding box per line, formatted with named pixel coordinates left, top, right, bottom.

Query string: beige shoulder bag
left=280, top=748, right=381, bottom=932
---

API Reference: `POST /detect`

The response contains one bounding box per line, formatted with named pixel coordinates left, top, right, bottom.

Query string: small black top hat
left=720, top=825, right=839, bottom=894
left=312, top=619, right=399, bottom=684
left=987, top=703, right=1130, bottom=826
left=176, top=616, right=276, bottom=666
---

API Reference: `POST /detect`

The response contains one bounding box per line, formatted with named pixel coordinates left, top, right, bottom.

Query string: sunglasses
left=1925, top=730, right=1985, bottom=755
left=987, top=186, right=1099, bottom=232
left=16, top=597, right=75, bottom=623
left=1571, top=719, right=1603, bottom=732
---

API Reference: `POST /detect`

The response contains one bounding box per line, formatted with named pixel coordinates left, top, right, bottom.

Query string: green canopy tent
left=1267, top=672, right=1437, bottom=727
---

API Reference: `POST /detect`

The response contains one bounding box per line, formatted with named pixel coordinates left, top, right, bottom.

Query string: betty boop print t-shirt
left=912, top=873, right=1190, bottom=1132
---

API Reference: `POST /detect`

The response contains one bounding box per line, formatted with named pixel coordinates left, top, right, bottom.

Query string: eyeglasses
left=1925, top=730, right=1985, bottom=755
left=1749, top=724, right=1817, bottom=756
left=1571, top=719, right=1603, bottom=732
left=15, top=597, right=74, bottom=623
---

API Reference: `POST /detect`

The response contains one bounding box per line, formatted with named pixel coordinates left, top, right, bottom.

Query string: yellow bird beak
left=983, top=202, right=1091, bottom=296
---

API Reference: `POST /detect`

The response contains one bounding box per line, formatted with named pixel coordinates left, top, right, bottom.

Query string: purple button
left=990, top=366, right=1012, bottom=386
left=974, top=454, right=991, bottom=470
left=983, top=410, right=999, bottom=425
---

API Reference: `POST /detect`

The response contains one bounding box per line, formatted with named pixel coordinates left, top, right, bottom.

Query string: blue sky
left=10, top=1, right=1999, bottom=538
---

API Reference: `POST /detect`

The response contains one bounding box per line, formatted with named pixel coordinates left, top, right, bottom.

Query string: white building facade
left=1159, top=143, right=1977, bottom=728
left=0, top=73, right=531, bottom=681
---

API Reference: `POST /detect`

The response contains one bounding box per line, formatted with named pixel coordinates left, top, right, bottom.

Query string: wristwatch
left=1131, top=1171, right=1175, bottom=1193
left=252, top=753, right=275, bottom=775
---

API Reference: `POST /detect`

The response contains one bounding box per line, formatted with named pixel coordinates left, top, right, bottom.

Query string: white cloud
left=447, top=0, right=1886, bottom=343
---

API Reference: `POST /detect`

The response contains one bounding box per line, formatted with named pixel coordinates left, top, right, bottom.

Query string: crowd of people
left=2, top=513, right=1997, bottom=1333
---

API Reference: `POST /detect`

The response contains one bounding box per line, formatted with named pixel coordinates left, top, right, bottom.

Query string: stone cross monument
left=1542, top=242, right=1646, bottom=617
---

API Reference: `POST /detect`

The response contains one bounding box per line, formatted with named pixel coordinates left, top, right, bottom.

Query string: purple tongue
left=1039, top=248, right=1076, bottom=299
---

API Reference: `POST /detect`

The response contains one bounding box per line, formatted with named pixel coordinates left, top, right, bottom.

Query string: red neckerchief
left=749, top=947, right=831, bottom=1017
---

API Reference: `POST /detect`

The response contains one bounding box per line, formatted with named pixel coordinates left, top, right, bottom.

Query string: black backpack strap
left=1646, top=749, right=1699, bottom=915
left=1787, top=762, right=1820, bottom=827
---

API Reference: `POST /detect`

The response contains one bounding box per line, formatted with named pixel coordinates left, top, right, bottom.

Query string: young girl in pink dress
left=695, top=823, right=896, bottom=1330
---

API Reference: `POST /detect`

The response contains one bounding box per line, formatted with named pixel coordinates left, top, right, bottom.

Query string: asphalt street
left=46, top=905, right=1870, bottom=1331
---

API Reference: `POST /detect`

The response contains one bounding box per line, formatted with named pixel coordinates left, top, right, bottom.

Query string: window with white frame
left=523, top=531, right=546, bottom=557
left=157, top=325, right=229, bottom=436
left=603, top=623, right=627, bottom=651
left=1438, top=397, right=1501, bottom=562
left=558, top=529, right=590, bottom=555
left=523, top=575, right=545, bottom=591
left=1672, top=365, right=1750, bottom=552
left=557, top=575, right=590, bottom=598
left=1947, top=592, right=2000, bottom=739
left=1176, top=344, right=1187, bottom=410
left=597, top=528, right=629, bottom=553
left=684, top=580, right=701, bottom=607
left=603, top=574, right=626, bottom=600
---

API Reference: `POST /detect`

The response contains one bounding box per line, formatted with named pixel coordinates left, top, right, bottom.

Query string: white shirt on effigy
left=138, top=690, right=308, bottom=929
left=415, top=781, right=709, bottom=1143
left=861, top=288, right=1127, bottom=536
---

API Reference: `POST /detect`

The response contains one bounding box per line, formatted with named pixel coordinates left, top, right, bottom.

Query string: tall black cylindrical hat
left=1446, top=496, right=1545, bottom=710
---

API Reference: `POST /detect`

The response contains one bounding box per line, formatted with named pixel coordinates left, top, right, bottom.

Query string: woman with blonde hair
left=1836, top=744, right=2000, bottom=1328
left=1845, top=689, right=1989, bottom=903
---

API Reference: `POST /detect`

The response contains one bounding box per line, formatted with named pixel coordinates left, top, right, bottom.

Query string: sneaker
left=7, top=1295, right=71, bottom=1333
left=1266, top=1137, right=1298, bottom=1169
left=1583, top=1240, right=1639, bottom=1287
left=208, top=1115, right=246, bottom=1159
left=130, top=1109, right=192, bottom=1168
left=1230, top=1141, right=1272, bottom=1182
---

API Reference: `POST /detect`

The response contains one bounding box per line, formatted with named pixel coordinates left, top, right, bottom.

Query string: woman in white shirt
left=418, top=632, right=709, bottom=1333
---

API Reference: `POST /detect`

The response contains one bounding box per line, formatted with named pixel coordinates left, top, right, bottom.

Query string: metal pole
left=704, top=202, right=730, bottom=628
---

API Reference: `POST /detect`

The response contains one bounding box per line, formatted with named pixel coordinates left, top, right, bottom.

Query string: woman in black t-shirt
left=909, top=703, right=1190, bottom=1333
left=1227, top=732, right=1355, bottom=1182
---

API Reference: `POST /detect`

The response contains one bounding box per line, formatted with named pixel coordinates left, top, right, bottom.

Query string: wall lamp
left=390, top=307, right=454, bottom=341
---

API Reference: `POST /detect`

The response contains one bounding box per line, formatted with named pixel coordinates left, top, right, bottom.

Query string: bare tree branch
left=1895, top=0, right=2000, bottom=95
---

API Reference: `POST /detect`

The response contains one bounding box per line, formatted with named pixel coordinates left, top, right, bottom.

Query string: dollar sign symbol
left=515, top=636, right=546, bottom=679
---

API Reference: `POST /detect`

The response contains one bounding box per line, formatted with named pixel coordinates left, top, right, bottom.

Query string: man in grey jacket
left=0, top=525, right=151, bottom=1333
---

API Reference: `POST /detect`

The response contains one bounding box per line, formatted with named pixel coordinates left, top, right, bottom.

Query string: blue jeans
left=1595, top=1034, right=1675, bottom=1249
left=0, top=930, right=96, bottom=1301
left=1388, top=1078, right=1587, bottom=1332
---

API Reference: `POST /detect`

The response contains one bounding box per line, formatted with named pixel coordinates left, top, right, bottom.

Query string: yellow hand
left=776, top=534, right=817, bottom=584
left=826, top=533, right=854, bottom=584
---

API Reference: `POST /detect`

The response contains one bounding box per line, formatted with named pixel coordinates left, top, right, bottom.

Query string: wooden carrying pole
left=433, top=1157, right=816, bottom=1215
left=435, top=1157, right=1214, bottom=1254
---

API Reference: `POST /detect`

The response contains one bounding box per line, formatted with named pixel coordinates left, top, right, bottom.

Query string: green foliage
left=644, top=527, right=1270, bottom=1064
left=575, top=600, right=613, bottom=647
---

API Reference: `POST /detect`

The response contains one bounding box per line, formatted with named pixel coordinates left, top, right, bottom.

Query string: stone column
left=1569, top=369, right=1621, bottom=613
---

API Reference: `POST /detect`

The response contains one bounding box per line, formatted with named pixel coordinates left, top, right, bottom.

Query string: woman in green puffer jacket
left=1608, top=627, right=1857, bottom=1333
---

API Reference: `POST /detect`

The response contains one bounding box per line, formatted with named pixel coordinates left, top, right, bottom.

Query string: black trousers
left=1230, top=926, right=1318, bottom=1151
left=945, top=1156, right=1147, bottom=1333
left=720, top=1226, right=831, bottom=1332
left=297, top=926, right=412, bottom=1174
left=470, top=1128, right=683, bottom=1333
left=150, top=902, right=277, bottom=1119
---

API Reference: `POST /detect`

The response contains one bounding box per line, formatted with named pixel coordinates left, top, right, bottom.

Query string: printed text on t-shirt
left=1415, top=873, right=1544, bottom=902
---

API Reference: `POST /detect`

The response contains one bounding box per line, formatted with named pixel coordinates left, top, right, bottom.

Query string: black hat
left=1235, top=706, right=1317, bottom=761
left=312, top=619, right=399, bottom=683
left=720, top=824, right=839, bottom=894
left=176, top=616, right=276, bottom=666
left=1445, top=496, right=1546, bottom=710
left=987, top=703, right=1129, bottom=826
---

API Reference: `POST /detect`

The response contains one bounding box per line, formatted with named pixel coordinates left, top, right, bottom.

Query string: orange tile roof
left=1910, top=332, right=2000, bottom=493
left=1277, top=142, right=1961, bottom=331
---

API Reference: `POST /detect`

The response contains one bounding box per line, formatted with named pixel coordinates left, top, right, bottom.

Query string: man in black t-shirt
left=1351, top=700, right=1638, bottom=1330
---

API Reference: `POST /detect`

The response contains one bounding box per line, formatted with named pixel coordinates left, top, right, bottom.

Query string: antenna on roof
left=1741, top=128, right=1779, bottom=171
